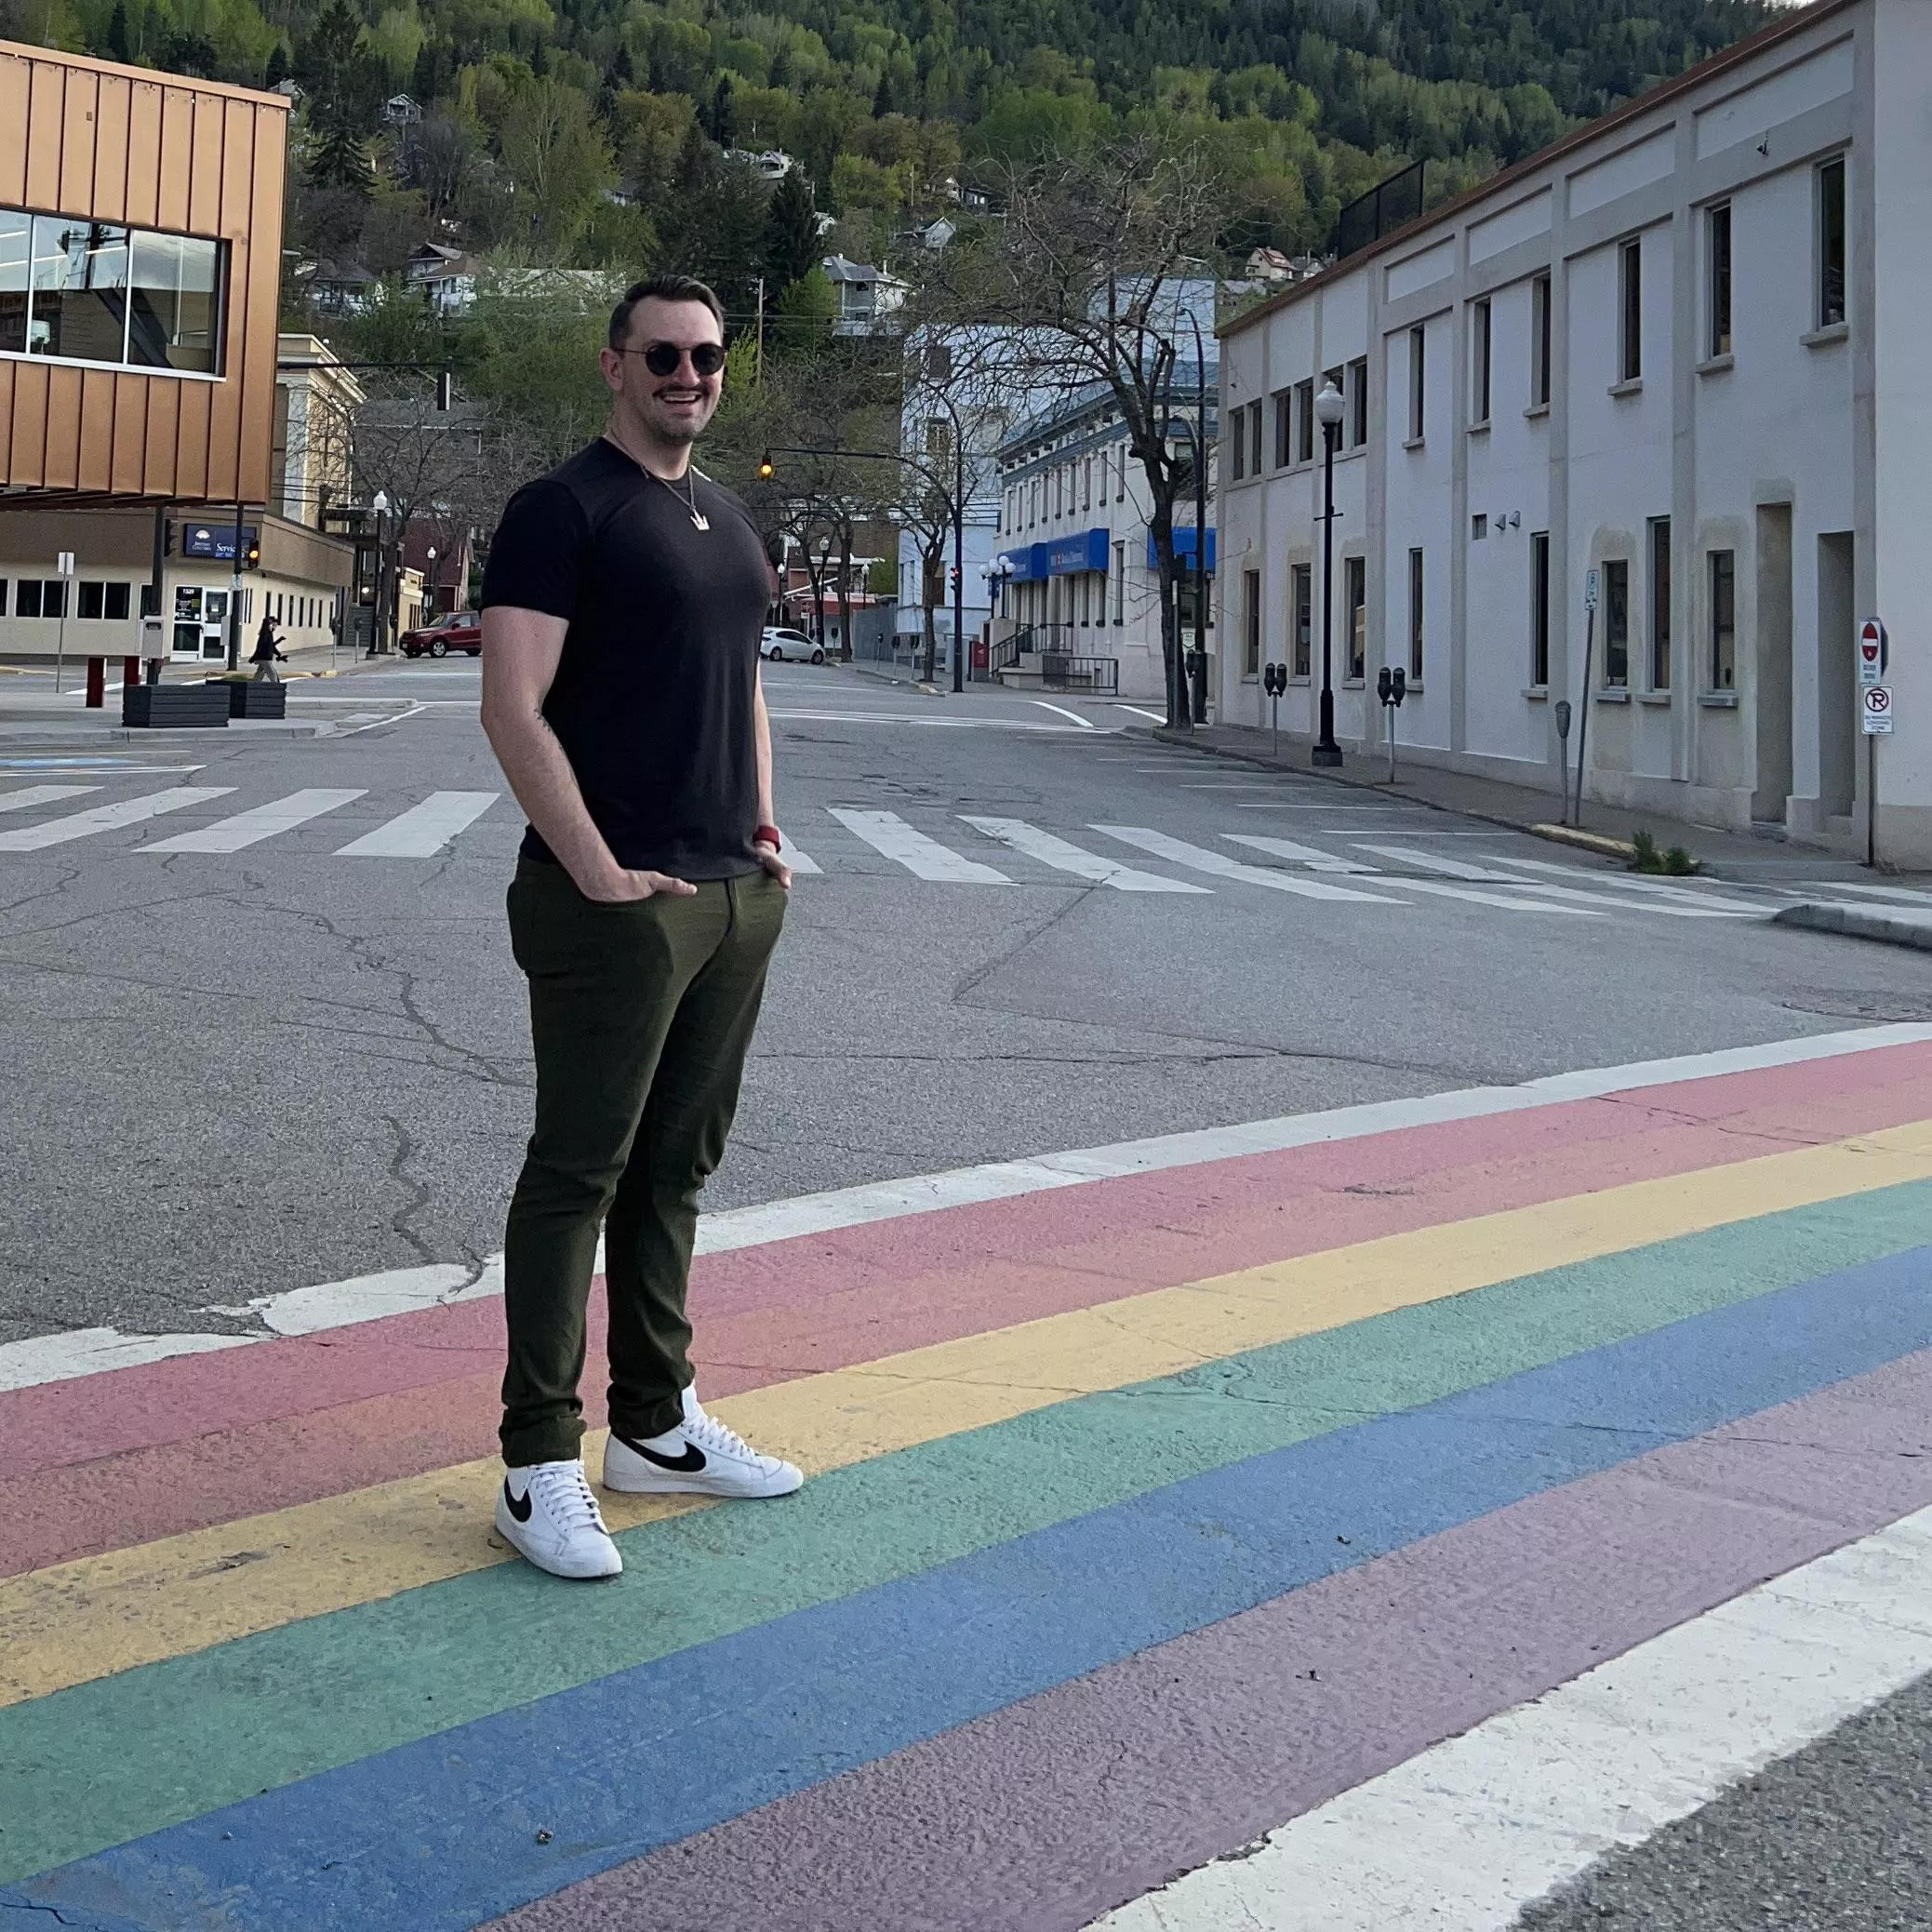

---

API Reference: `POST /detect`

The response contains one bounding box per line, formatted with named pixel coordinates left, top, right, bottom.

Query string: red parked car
left=401, top=610, right=482, bottom=658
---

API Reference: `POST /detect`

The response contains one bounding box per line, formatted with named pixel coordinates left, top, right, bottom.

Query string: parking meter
left=1377, top=666, right=1407, bottom=778
left=1262, top=661, right=1286, bottom=755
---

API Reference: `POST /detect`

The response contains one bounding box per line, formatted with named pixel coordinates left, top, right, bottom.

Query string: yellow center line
left=4, top=1125, right=1928, bottom=1708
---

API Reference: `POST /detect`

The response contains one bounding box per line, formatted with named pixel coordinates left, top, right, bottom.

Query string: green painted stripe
left=2, top=1183, right=1925, bottom=1884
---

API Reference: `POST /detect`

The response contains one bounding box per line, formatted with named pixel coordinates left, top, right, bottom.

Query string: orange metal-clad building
left=0, top=40, right=286, bottom=504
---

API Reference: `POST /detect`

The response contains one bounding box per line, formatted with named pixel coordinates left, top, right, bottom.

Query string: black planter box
left=225, top=679, right=286, bottom=719
left=121, top=682, right=232, bottom=729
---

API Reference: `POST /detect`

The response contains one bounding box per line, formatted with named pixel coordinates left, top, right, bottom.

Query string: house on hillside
left=823, top=256, right=908, bottom=337
left=295, top=258, right=376, bottom=316
left=406, top=242, right=484, bottom=315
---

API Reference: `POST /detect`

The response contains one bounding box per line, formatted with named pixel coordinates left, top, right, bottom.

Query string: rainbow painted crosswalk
left=4, top=1031, right=1931, bottom=1929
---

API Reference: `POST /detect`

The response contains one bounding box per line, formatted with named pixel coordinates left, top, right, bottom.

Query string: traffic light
left=244, top=532, right=261, bottom=569
left=756, top=451, right=775, bottom=481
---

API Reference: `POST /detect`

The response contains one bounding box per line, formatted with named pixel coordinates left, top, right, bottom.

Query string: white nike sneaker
left=495, top=1459, right=623, bottom=1579
left=603, top=1385, right=804, bottom=1499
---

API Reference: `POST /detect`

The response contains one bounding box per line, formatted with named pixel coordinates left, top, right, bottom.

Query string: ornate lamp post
left=1312, top=380, right=1346, bottom=767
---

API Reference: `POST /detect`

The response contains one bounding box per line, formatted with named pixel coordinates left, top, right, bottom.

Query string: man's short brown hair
left=608, top=274, right=726, bottom=352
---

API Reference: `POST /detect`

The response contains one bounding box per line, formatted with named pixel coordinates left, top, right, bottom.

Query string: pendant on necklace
left=690, top=512, right=710, bottom=531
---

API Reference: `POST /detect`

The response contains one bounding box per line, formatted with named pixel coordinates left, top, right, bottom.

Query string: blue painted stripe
left=18, top=1245, right=1932, bottom=1932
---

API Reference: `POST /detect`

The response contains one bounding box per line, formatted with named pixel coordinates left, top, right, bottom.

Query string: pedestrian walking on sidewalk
left=249, top=615, right=286, bottom=682
left=478, top=273, right=801, bottom=1581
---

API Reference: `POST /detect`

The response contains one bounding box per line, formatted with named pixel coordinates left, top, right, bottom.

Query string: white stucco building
left=992, top=374, right=1219, bottom=701
left=1216, top=0, right=1929, bottom=866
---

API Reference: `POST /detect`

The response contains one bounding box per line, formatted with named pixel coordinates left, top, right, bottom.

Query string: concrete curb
left=848, top=663, right=943, bottom=696
left=1772, top=902, right=1932, bottom=953
left=1529, top=822, right=1639, bottom=860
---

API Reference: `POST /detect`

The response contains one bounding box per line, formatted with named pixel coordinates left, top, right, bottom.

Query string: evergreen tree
left=873, top=71, right=895, bottom=117
left=710, top=73, right=737, bottom=150
left=764, top=167, right=819, bottom=286
left=265, top=41, right=289, bottom=89
left=306, top=118, right=377, bottom=197
left=106, top=0, right=131, bottom=63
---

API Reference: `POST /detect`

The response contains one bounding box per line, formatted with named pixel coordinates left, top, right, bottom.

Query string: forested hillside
left=2, top=0, right=1776, bottom=306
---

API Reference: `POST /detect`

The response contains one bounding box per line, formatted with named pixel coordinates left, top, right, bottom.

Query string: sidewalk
left=3, top=1030, right=1931, bottom=1930
left=1149, top=718, right=1915, bottom=886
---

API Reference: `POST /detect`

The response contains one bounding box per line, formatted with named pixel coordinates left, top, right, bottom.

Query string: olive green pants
left=500, top=859, right=785, bottom=1467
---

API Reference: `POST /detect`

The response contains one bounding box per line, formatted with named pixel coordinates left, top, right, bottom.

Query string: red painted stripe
left=7, top=1048, right=1929, bottom=1494
left=9, top=1057, right=1932, bottom=1569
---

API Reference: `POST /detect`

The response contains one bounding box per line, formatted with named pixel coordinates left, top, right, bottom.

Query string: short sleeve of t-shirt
left=479, top=478, right=590, bottom=620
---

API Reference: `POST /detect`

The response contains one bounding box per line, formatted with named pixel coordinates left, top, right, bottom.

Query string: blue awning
left=1043, top=527, right=1111, bottom=576
left=1147, top=528, right=1217, bottom=572
left=996, top=543, right=1047, bottom=582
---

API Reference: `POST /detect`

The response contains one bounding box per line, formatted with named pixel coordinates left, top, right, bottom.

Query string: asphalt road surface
left=2, top=654, right=1927, bottom=1926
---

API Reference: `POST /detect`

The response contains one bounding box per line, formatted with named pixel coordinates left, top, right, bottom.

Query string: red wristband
left=754, top=823, right=783, bottom=849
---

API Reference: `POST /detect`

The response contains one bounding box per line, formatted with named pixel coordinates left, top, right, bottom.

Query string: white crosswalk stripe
left=0, top=787, right=233, bottom=852
left=1226, top=834, right=1594, bottom=914
left=775, top=832, right=820, bottom=875
left=0, top=784, right=100, bottom=814
left=1790, top=879, right=1932, bottom=907
left=1222, top=833, right=1379, bottom=874
left=961, top=817, right=1208, bottom=892
left=1094, top=827, right=1402, bottom=903
left=146, top=789, right=366, bottom=854
left=827, top=807, right=1011, bottom=883
left=1475, top=852, right=1767, bottom=912
left=334, top=791, right=499, bottom=858
left=1353, top=844, right=1758, bottom=918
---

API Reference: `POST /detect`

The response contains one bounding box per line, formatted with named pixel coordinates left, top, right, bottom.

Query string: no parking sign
left=1862, top=685, right=1893, bottom=735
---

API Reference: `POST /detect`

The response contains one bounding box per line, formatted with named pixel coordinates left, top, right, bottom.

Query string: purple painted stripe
left=488, top=1345, right=1932, bottom=1932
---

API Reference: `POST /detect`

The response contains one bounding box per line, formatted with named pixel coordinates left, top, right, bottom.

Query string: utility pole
left=754, top=276, right=766, bottom=388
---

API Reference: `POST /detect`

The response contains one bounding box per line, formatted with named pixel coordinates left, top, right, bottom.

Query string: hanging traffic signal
left=757, top=451, right=775, bottom=481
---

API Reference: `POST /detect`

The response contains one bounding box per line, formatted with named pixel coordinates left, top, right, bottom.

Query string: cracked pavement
left=2, top=657, right=1923, bottom=1348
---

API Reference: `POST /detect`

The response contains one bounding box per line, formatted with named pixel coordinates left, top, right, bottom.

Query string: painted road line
left=827, top=807, right=1011, bottom=883
left=5, top=1025, right=1930, bottom=1397
left=770, top=710, right=1086, bottom=733
left=1354, top=844, right=1757, bottom=918
left=333, top=790, right=497, bottom=857
left=1095, top=1502, right=1932, bottom=1932
left=1115, top=703, right=1166, bottom=722
left=1792, top=878, right=1932, bottom=907
left=1223, top=834, right=1592, bottom=914
left=6, top=1136, right=1928, bottom=1706
left=482, top=1348, right=1932, bottom=1932
left=0, top=784, right=99, bottom=813
left=960, top=817, right=1208, bottom=893
left=144, top=788, right=367, bottom=854
left=0, top=786, right=233, bottom=852
left=1477, top=852, right=1769, bottom=912
left=15, top=1252, right=1931, bottom=1922
left=1220, top=832, right=1379, bottom=873
left=1093, top=826, right=1402, bottom=903
left=1032, top=700, right=1095, bottom=728
left=775, top=832, right=820, bottom=874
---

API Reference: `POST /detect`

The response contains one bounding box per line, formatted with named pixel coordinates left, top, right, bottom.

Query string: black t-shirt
left=480, top=437, right=771, bottom=878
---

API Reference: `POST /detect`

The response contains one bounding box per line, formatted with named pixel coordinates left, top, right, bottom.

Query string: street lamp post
left=366, top=490, right=392, bottom=658
left=1187, top=311, right=1210, bottom=726
left=426, top=544, right=439, bottom=615
left=1312, top=380, right=1346, bottom=768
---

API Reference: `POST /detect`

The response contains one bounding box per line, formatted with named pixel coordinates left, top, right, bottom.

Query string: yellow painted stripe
left=4, top=1123, right=1928, bottom=1708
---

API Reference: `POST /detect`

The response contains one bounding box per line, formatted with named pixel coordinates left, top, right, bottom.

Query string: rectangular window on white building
left=1249, top=399, right=1264, bottom=476
left=1407, top=326, right=1425, bottom=442
left=1290, top=563, right=1312, bottom=678
left=1083, top=457, right=1092, bottom=511
left=1345, top=555, right=1366, bottom=680
left=1408, top=548, right=1424, bottom=679
left=1710, top=550, right=1736, bottom=689
left=1603, top=558, right=1629, bottom=687
left=1272, top=389, right=1291, bottom=469
left=1707, top=203, right=1732, bottom=358
left=1472, top=299, right=1491, bottom=424
left=1649, top=516, right=1671, bottom=690
left=1619, top=236, right=1642, bottom=383
left=1243, top=568, right=1261, bottom=676
left=1530, top=531, right=1551, bottom=686
left=1231, top=411, right=1246, bottom=482
left=1817, top=155, right=1845, bottom=328
left=1113, top=540, right=1126, bottom=621
left=1348, top=357, right=1368, bottom=447
left=1531, top=273, right=1551, bottom=408
left=1295, top=380, right=1314, bottom=463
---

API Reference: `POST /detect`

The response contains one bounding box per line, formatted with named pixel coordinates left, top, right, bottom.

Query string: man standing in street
left=478, top=273, right=801, bottom=1580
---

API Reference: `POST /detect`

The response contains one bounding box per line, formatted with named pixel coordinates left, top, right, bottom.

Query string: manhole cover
left=1781, top=989, right=1932, bottom=1023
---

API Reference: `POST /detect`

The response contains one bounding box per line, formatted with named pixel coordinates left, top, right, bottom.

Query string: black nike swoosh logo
left=618, top=1435, right=707, bottom=1472
left=502, top=1478, right=533, bottom=1523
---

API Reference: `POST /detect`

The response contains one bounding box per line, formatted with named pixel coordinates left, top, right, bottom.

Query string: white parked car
left=760, top=626, right=825, bottom=664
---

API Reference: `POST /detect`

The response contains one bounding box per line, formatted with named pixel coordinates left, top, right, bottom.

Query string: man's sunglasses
left=629, top=340, right=726, bottom=378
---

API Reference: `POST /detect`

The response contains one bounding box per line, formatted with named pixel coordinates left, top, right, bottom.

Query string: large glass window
left=1345, top=555, right=1366, bottom=680
left=1530, top=532, right=1551, bottom=686
left=1707, top=204, right=1732, bottom=358
left=1291, top=564, right=1312, bottom=678
left=1619, top=236, right=1643, bottom=383
left=1603, top=558, right=1629, bottom=687
left=1648, top=517, right=1672, bottom=691
left=0, top=206, right=225, bottom=375
left=1710, top=551, right=1736, bottom=690
left=1817, top=156, right=1845, bottom=329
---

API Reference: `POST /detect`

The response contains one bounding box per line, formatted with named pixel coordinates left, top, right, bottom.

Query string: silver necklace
left=653, top=467, right=710, bottom=532
left=606, top=433, right=709, bottom=529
